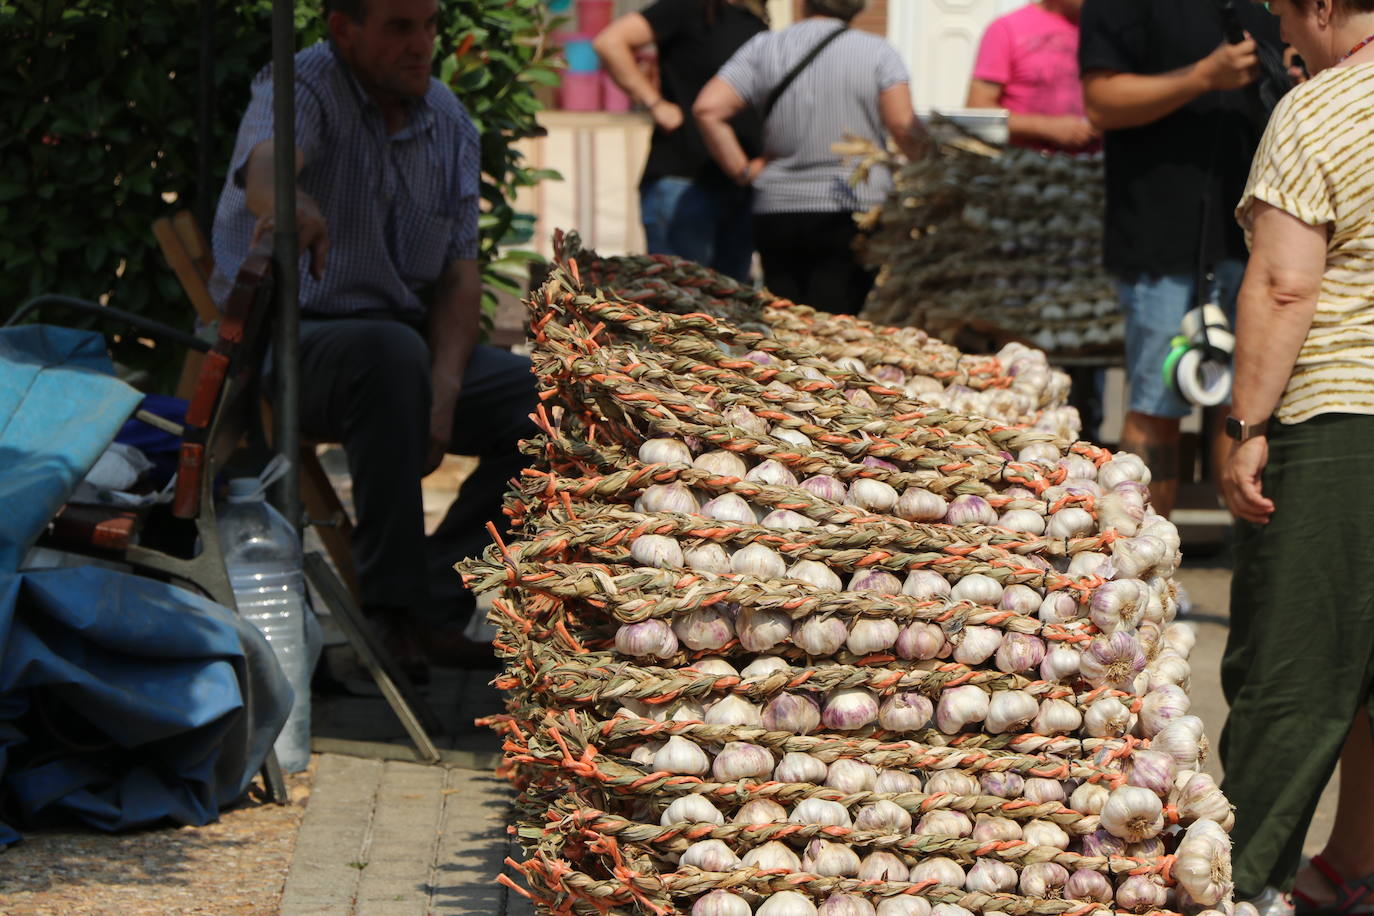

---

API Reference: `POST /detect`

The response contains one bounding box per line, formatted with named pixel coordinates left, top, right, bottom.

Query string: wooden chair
left=153, top=212, right=361, bottom=601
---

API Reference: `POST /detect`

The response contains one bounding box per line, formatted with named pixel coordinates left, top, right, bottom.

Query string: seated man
left=208, top=0, right=537, bottom=678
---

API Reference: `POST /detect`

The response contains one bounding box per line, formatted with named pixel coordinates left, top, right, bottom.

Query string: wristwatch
left=1224, top=415, right=1269, bottom=442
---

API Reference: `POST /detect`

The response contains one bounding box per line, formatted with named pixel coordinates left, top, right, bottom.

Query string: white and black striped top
left=717, top=17, right=909, bottom=215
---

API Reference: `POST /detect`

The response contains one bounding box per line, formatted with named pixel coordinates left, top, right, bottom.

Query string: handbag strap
left=761, top=24, right=848, bottom=121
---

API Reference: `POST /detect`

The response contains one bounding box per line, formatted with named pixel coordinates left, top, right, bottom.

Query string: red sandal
left=1293, top=855, right=1374, bottom=915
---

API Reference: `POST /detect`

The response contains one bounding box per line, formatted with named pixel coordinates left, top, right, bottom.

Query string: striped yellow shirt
left=1236, top=63, right=1374, bottom=424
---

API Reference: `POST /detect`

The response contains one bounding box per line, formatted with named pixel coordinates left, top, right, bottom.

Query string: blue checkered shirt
left=209, top=41, right=480, bottom=320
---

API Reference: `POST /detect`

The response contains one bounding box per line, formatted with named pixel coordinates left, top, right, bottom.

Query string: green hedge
left=0, top=0, right=559, bottom=383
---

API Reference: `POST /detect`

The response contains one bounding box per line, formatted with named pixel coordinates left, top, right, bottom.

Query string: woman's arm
left=1220, top=201, right=1328, bottom=523
left=966, top=78, right=1097, bottom=149
left=693, top=77, right=762, bottom=185
left=878, top=83, right=931, bottom=161
left=593, top=14, right=682, bottom=131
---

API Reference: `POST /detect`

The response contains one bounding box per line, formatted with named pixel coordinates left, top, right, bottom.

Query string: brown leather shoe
left=422, top=625, right=500, bottom=670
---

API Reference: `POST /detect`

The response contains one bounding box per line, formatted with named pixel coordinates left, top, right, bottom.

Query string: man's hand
left=251, top=195, right=331, bottom=280
left=424, top=376, right=460, bottom=476
left=650, top=99, right=685, bottom=133
left=1220, top=436, right=1274, bottom=524
left=1042, top=116, right=1100, bottom=150
left=1200, top=36, right=1260, bottom=92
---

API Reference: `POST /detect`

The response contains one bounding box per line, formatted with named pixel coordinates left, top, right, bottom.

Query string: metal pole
left=271, top=0, right=301, bottom=529
left=195, top=0, right=216, bottom=237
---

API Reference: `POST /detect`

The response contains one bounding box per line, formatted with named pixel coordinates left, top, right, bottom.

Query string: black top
left=1078, top=0, right=1282, bottom=276
left=640, top=0, right=766, bottom=187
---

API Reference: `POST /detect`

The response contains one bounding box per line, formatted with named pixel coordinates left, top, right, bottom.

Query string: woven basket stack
left=853, top=131, right=1122, bottom=359
left=462, top=241, right=1233, bottom=916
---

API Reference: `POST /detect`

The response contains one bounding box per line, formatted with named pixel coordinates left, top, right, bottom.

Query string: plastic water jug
left=217, top=475, right=316, bottom=773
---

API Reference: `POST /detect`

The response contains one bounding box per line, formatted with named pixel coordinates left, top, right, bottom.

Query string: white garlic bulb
left=742, top=840, right=802, bottom=872
left=653, top=735, right=709, bottom=775
left=878, top=692, right=934, bottom=732
left=1151, top=714, right=1206, bottom=769
left=985, top=689, right=1039, bottom=734
left=679, top=838, right=740, bottom=871
left=1172, top=771, right=1235, bottom=830
left=914, top=809, right=972, bottom=837
left=971, top=815, right=1023, bottom=842
left=952, top=626, right=1002, bottom=665
left=794, top=615, right=849, bottom=656
left=826, top=758, right=878, bottom=793
left=674, top=606, right=736, bottom=651
left=822, top=688, right=880, bottom=730
left=662, top=795, right=726, bottom=826
left=789, top=560, right=844, bottom=591
left=1083, top=697, right=1133, bottom=738
left=693, top=890, right=753, bottom=916
left=854, top=800, right=913, bottom=833
left=1069, top=781, right=1109, bottom=815
left=874, top=769, right=922, bottom=794
left=1018, top=862, right=1069, bottom=897
left=1138, top=684, right=1190, bottom=736
left=858, top=851, right=910, bottom=882
left=757, top=891, right=819, bottom=916
left=616, top=619, right=679, bottom=659
left=895, top=622, right=946, bottom=660
left=734, top=798, right=789, bottom=825
left=712, top=742, right=773, bottom=781
left=1021, top=819, right=1070, bottom=850
left=902, top=570, right=951, bottom=599
left=820, top=894, right=877, bottom=916
left=1099, top=785, right=1165, bottom=842
left=684, top=543, right=734, bottom=574
left=1031, top=698, right=1082, bottom=736
left=964, top=858, right=1017, bottom=893
left=1021, top=777, right=1066, bottom=804
left=694, top=450, right=749, bottom=478
left=847, top=618, right=900, bottom=655
left=789, top=798, right=852, bottom=828
left=640, top=438, right=693, bottom=466
left=909, top=857, right=966, bottom=888
left=949, top=574, right=1004, bottom=606
left=636, top=482, right=700, bottom=514
left=763, top=693, right=821, bottom=735
left=631, top=534, right=685, bottom=569
left=741, top=656, right=790, bottom=678
left=1174, top=817, right=1234, bottom=905
left=801, top=838, right=860, bottom=877
left=876, top=898, right=930, bottom=916
left=1116, top=874, right=1169, bottom=913
left=775, top=751, right=829, bottom=784
left=935, top=685, right=990, bottom=734
left=732, top=544, right=787, bottom=579
left=705, top=695, right=762, bottom=727
left=736, top=606, right=792, bottom=652
left=1126, top=748, right=1177, bottom=796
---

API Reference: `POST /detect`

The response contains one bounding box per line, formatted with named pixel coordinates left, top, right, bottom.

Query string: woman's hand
left=649, top=99, right=684, bottom=133
left=1220, top=436, right=1275, bottom=524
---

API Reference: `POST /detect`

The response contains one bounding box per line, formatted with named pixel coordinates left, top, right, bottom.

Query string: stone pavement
left=280, top=537, right=1339, bottom=915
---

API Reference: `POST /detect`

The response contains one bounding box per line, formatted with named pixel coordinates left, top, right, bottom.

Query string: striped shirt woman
left=694, top=0, right=929, bottom=315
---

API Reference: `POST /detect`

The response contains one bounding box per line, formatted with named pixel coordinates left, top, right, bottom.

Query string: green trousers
left=1221, top=413, right=1374, bottom=897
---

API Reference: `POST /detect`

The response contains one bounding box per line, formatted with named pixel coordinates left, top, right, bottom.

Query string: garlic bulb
left=875, top=769, right=922, bottom=794
left=965, top=858, right=1017, bottom=893
left=821, top=894, right=878, bottom=916
left=763, top=693, right=821, bottom=735
left=757, top=892, right=818, bottom=916
left=908, top=857, right=966, bottom=888
left=999, top=584, right=1043, bottom=615
left=985, top=689, right=1039, bottom=733
left=667, top=698, right=706, bottom=722
left=1138, top=684, right=1190, bottom=736
left=847, top=569, right=903, bottom=595
left=734, top=798, right=788, bottom=825
left=1069, top=782, right=1109, bottom=815
left=800, top=474, right=849, bottom=504
left=1174, top=817, right=1234, bottom=905
left=848, top=618, right=900, bottom=655
left=802, top=838, right=861, bottom=877
left=1152, top=715, right=1206, bottom=768
left=923, top=770, right=976, bottom=797
left=1089, top=579, right=1147, bottom=632
left=771, top=427, right=811, bottom=448
left=662, top=795, right=725, bottom=826
left=705, top=695, right=762, bottom=727
left=953, top=626, right=1002, bottom=665
left=1099, top=786, right=1165, bottom=841
left=876, top=897, right=930, bottom=916
left=949, top=574, right=1004, bottom=606
left=712, top=741, right=774, bottom=780
left=930, top=906, right=974, bottom=916
left=895, top=487, right=947, bottom=521
left=935, top=685, right=990, bottom=734
left=1099, top=454, right=1151, bottom=489
left=684, top=543, right=734, bottom=574
left=793, top=614, right=849, bottom=656
left=1097, top=491, right=1143, bottom=536
left=1173, top=771, right=1235, bottom=830
left=1031, top=698, right=1082, bottom=736
left=1116, top=875, right=1169, bottom=913
left=732, top=544, right=786, bottom=579
left=741, top=655, right=790, bottom=678
left=915, top=809, right=972, bottom=837
left=1047, top=507, right=1094, bottom=538
left=994, top=634, right=1045, bottom=674
left=1018, top=862, right=1069, bottom=898
left=854, top=800, right=913, bottom=833
left=674, top=606, right=736, bottom=651
left=1038, top=590, right=1080, bottom=624
left=639, top=438, right=694, bottom=466
left=878, top=692, right=934, bottom=731
left=616, top=619, right=679, bottom=659
left=1165, top=621, right=1198, bottom=657
left=826, top=758, right=878, bottom=793
left=1065, top=868, right=1114, bottom=904
left=1021, top=777, right=1066, bottom=804
left=1112, top=535, right=1167, bottom=580
left=722, top=406, right=768, bottom=436
left=902, top=570, right=952, bottom=599
left=746, top=459, right=799, bottom=488
left=1126, top=837, right=1167, bottom=859
left=742, top=840, right=802, bottom=872
left=847, top=479, right=899, bottom=513
left=998, top=508, right=1047, bottom=535
left=1039, top=646, right=1080, bottom=682
left=1147, top=652, right=1191, bottom=690
left=679, top=838, right=740, bottom=871
left=1079, top=827, right=1128, bottom=858
left=944, top=494, right=998, bottom=526
left=1079, top=631, right=1147, bottom=689
left=858, top=851, right=910, bottom=882
left=636, top=482, right=700, bottom=514
left=631, top=741, right=663, bottom=766
left=789, top=798, right=852, bottom=828
left=789, top=559, right=844, bottom=591
left=693, top=890, right=753, bottom=916
left=895, top=622, right=947, bottom=660
left=762, top=509, right=814, bottom=530
left=979, top=772, right=1024, bottom=799
left=1022, top=819, right=1070, bottom=850
left=971, top=815, right=1023, bottom=842
left=701, top=493, right=755, bottom=524
left=1067, top=550, right=1114, bottom=579
left=737, top=606, right=792, bottom=652
left=1125, top=749, right=1177, bottom=796
left=822, top=688, right=880, bottom=730
left=1083, top=697, right=1133, bottom=738
left=653, top=735, right=709, bottom=774
left=631, top=534, right=685, bottom=569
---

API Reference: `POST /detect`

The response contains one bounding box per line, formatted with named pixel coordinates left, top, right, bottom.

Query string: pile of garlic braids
left=465, top=261, right=1241, bottom=916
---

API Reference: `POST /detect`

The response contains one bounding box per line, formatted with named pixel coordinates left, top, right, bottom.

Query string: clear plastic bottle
left=217, top=478, right=313, bottom=772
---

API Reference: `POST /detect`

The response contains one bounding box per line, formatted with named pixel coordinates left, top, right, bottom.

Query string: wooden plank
left=153, top=216, right=220, bottom=325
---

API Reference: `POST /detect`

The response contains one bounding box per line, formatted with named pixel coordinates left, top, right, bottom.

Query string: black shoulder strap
left=761, top=24, right=848, bottom=121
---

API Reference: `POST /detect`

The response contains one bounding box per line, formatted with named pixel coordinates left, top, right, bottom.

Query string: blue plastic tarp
left=0, top=325, right=291, bottom=845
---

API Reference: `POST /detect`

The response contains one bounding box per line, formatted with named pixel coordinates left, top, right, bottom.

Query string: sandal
left=1293, top=854, right=1374, bottom=915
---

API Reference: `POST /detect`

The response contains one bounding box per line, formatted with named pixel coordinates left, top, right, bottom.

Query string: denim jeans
left=640, top=177, right=754, bottom=282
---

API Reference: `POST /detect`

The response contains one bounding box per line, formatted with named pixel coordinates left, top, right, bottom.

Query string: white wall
left=888, top=0, right=1025, bottom=111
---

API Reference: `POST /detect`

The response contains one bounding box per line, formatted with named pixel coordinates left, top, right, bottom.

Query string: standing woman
left=594, top=0, right=768, bottom=282
left=693, top=0, right=929, bottom=315
left=1219, top=0, right=1374, bottom=909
